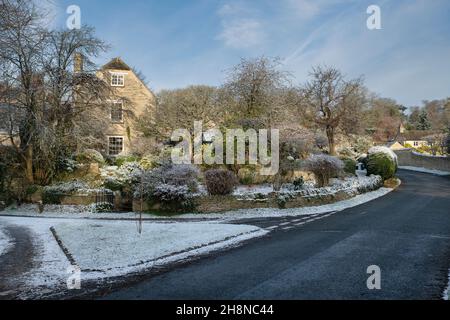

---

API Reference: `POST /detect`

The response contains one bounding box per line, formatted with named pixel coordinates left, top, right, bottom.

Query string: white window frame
left=108, top=136, right=124, bottom=156
left=110, top=100, right=124, bottom=123
left=110, top=72, right=125, bottom=87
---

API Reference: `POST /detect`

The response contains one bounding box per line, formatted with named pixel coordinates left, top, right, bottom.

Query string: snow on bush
left=368, top=146, right=398, bottom=165
left=43, top=180, right=88, bottom=195
left=204, top=169, right=237, bottom=195
left=134, top=164, right=200, bottom=212
left=101, top=162, right=143, bottom=191
left=366, top=152, right=397, bottom=180
left=42, top=180, right=112, bottom=204
left=76, top=149, right=105, bottom=165
left=304, top=154, right=344, bottom=187
left=152, top=184, right=195, bottom=212
left=278, top=175, right=383, bottom=201
left=91, top=202, right=114, bottom=213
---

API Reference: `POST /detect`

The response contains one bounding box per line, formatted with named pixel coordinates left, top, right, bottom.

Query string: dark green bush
left=92, top=202, right=114, bottom=213
left=42, top=190, right=63, bottom=204
left=366, top=153, right=396, bottom=180
left=205, top=169, right=237, bottom=195
left=115, top=155, right=140, bottom=167
left=149, top=184, right=196, bottom=212
left=293, top=177, right=304, bottom=190
left=341, top=158, right=357, bottom=175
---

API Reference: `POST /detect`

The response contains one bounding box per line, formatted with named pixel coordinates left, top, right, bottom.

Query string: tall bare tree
left=139, top=85, right=222, bottom=140
left=299, top=66, right=363, bottom=155
left=223, top=57, right=291, bottom=126
left=0, top=0, right=110, bottom=184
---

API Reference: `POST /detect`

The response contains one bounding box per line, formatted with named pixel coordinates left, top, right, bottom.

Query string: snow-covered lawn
left=53, top=221, right=265, bottom=271
left=399, top=166, right=450, bottom=176
left=0, top=216, right=267, bottom=299
left=0, top=226, right=13, bottom=257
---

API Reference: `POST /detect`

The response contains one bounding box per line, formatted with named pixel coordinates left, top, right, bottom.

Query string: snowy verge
left=0, top=216, right=268, bottom=299
left=399, top=166, right=450, bottom=176
left=444, top=270, right=450, bottom=300
left=177, top=187, right=394, bottom=221
left=0, top=226, right=13, bottom=257
left=53, top=221, right=266, bottom=271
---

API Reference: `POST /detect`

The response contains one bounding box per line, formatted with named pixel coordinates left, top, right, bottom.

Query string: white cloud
left=216, top=3, right=265, bottom=49
left=282, top=0, right=450, bottom=106
left=218, top=19, right=265, bottom=48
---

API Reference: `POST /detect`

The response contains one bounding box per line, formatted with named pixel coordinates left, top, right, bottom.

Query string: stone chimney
left=74, top=52, right=83, bottom=73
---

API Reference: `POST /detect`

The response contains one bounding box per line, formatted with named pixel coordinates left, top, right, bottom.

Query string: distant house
left=76, top=55, right=157, bottom=156
left=387, top=124, right=433, bottom=150
left=386, top=141, right=405, bottom=151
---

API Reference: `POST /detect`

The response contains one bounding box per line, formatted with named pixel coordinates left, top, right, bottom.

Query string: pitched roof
left=102, top=57, right=131, bottom=71
left=398, top=130, right=436, bottom=141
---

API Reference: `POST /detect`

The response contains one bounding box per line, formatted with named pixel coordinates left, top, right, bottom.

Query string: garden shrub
left=76, top=149, right=105, bottom=165
left=101, top=162, right=143, bottom=192
left=304, top=154, right=344, bottom=187
left=204, top=169, right=237, bottom=195
left=238, top=167, right=256, bottom=185
left=292, top=177, right=304, bottom=190
left=114, top=155, right=140, bottom=167
left=91, top=202, right=114, bottom=213
left=140, top=154, right=160, bottom=170
left=368, top=146, right=398, bottom=170
left=341, top=158, right=357, bottom=175
left=135, top=164, right=200, bottom=212
left=366, top=152, right=397, bottom=180
left=152, top=184, right=195, bottom=212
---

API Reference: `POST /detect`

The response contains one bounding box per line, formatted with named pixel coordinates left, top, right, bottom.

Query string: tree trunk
left=24, top=145, right=34, bottom=184
left=326, top=126, right=336, bottom=156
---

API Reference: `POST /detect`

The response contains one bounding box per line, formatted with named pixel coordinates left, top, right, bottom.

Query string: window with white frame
left=111, top=101, right=123, bottom=123
left=111, top=73, right=125, bottom=87
left=108, top=136, right=124, bottom=156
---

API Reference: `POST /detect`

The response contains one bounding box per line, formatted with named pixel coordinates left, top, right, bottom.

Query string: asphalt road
left=0, top=225, right=36, bottom=299
left=103, top=170, right=450, bottom=300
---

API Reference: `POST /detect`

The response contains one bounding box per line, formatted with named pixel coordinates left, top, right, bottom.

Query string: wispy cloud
left=217, top=19, right=264, bottom=48
left=216, top=3, right=265, bottom=49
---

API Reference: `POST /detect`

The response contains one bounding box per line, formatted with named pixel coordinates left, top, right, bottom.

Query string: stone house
left=76, top=55, right=156, bottom=156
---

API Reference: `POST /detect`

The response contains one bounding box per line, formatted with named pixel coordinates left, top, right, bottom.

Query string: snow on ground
left=444, top=270, right=450, bottom=300
left=0, top=216, right=73, bottom=297
left=0, top=216, right=267, bottom=298
left=178, top=187, right=394, bottom=221
left=53, top=221, right=265, bottom=271
left=0, top=226, right=13, bottom=257
left=0, top=176, right=391, bottom=222
left=399, top=166, right=450, bottom=176
left=412, top=151, right=448, bottom=158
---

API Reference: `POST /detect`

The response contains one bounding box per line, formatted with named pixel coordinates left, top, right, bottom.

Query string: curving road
left=101, top=170, right=450, bottom=300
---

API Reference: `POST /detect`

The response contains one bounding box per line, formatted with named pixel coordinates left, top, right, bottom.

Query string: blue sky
left=44, top=0, right=450, bottom=108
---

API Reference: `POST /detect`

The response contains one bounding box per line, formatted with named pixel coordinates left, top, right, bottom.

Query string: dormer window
left=111, top=101, right=123, bottom=123
left=111, top=73, right=125, bottom=87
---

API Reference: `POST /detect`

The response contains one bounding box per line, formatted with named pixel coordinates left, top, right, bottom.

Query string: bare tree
left=0, top=0, right=110, bottom=184
left=139, top=85, right=222, bottom=140
left=300, top=66, right=363, bottom=155
left=223, top=56, right=291, bottom=125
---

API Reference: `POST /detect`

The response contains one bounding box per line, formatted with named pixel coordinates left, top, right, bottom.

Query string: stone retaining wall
left=133, top=190, right=351, bottom=214
left=395, top=149, right=450, bottom=172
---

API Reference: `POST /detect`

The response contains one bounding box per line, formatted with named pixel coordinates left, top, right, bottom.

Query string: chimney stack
left=74, top=53, right=84, bottom=73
